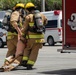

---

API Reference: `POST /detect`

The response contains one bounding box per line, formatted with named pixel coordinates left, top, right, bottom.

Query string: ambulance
left=0, top=11, right=7, bottom=48
left=58, top=0, right=76, bottom=53
left=41, top=10, right=62, bottom=46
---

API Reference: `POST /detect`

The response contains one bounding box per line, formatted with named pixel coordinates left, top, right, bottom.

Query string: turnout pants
left=23, top=38, right=43, bottom=66
left=1, top=35, right=18, bottom=68
left=6, top=35, right=18, bottom=57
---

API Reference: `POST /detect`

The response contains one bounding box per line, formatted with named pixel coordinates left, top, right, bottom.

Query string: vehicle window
left=0, top=12, right=5, bottom=19
left=45, top=20, right=57, bottom=28
left=0, top=22, right=2, bottom=28
left=60, top=20, right=62, bottom=27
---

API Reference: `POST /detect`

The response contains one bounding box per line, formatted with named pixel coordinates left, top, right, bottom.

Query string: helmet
left=25, top=2, right=35, bottom=9
left=15, top=3, right=24, bottom=9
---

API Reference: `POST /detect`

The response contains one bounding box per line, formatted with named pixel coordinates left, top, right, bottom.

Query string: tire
left=0, top=39, right=4, bottom=48
left=47, top=36, right=54, bottom=46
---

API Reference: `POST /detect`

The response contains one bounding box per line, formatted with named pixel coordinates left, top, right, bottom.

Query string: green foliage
left=45, top=0, right=62, bottom=11
left=0, top=0, right=62, bottom=11
left=0, top=0, right=27, bottom=10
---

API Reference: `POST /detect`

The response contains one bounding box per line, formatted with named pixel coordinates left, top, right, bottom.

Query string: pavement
left=0, top=44, right=76, bottom=75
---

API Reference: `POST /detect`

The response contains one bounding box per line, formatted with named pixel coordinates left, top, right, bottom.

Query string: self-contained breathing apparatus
left=2, top=10, right=13, bottom=31
left=28, top=10, right=45, bottom=33
left=2, top=9, right=25, bottom=33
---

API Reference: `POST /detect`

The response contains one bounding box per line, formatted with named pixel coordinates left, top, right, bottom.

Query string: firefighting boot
left=26, top=64, right=33, bottom=70
left=1, top=61, right=10, bottom=68
left=4, top=59, right=20, bottom=71
left=6, top=54, right=23, bottom=71
left=1, top=55, right=15, bottom=68
left=0, top=68, right=4, bottom=72
left=0, top=65, right=12, bottom=72
left=20, top=60, right=27, bottom=67
left=0, top=60, right=11, bottom=72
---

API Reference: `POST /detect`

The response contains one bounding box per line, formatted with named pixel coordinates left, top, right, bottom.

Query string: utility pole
left=41, top=0, right=45, bottom=12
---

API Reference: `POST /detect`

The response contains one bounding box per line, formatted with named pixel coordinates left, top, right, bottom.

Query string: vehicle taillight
left=54, top=10, right=60, bottom=15
left=58, top=28, right=61, bottom=36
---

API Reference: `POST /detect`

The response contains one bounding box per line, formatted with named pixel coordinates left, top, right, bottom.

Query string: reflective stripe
left=8, top=32, right=17, bottom=36
left=26, top=35, right=28, bottom=39
left=22, top=56, right=28, bottom=61
left=9, top=59, right=20, bottom=68
left=5, top=56, right=13, bottom=61
left=28, top=34, right=44, bottom=38
left=29, top=23, right=34, bottom=26
left=11, top=63, right=19, bottom=67
left=7, top=35, right=15, bottom=40
left=35, top=39, right=45, bottom=43
left=20, top=22, right=23, bottom=28
left=27, top=60, right=35, bottom=65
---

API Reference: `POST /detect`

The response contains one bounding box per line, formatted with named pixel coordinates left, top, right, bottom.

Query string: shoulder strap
left=17, top=15, right=20, bottom=23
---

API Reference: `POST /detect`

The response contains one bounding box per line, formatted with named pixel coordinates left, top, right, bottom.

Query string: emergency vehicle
left=0, top=11, right=7, bottom=48
left=58, top=0, right=76, bottom=53
left=41, top=10, right=62, bottom=46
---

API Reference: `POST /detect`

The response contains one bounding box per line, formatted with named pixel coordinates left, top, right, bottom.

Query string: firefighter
left=21, top=2, right=48, bottom=70
left=0, top=2, right=47, bottom=71
left=0, top=3, right=25, bottom=72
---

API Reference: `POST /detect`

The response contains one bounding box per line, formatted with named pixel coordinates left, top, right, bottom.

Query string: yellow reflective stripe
left=20, top=22, right=23, bottom=28
left=29, top=23, right=34, bottom=26
left=22, top=56, right=28, bottom=61
left=8, top=32, right=17, bottom=36
left=4, top=59, right=7, bottom=62
left=28, top=34, right=44, bottom=38
left=27, top=60, right=34, bottom=65
left=7, top=36, right=14, bottom=40
left=26, top=35, right=28, bottom=39
left=35, top=39, right=45, bottom=43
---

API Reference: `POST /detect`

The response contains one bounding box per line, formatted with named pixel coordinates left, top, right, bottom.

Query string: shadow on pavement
left=43, top=45, right=62, bottom=47
left=11, top=67, right=36, bottom=71
left=38, top=68, right=76, bottom=75
left=43, top=43, right=62, bottom=47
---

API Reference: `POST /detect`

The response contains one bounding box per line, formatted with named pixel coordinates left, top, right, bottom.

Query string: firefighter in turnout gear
left=0, top=3, right=25, bottom=72
left=21, top=2, right=48, bottom=70
left=0, top=2, right=47, bottom=72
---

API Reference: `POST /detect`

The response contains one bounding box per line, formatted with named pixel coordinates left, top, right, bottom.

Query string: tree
left=0, top=0, right=27, bottom=10
left=45, top=0, right=62, bottom=11
left=0, top=0, right=62, bottom=11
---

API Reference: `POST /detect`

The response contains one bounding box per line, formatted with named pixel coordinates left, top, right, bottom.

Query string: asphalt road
left=0, top=44, right=76, bottom=75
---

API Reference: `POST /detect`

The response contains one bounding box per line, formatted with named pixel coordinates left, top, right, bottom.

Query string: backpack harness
left=28, top=10, right=45, bottom=33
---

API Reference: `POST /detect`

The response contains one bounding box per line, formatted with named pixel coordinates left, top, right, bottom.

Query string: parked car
left=0, top=11, right=7, bottom=48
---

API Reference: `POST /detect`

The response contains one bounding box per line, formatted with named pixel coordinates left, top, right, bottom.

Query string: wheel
left=47, top=36, right=54, bottom=46
left=0, top=39, right=4, bottom=48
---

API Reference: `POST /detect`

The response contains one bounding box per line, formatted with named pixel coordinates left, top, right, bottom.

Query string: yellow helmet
left=25, top=2, right=35, bottom=9
left=15, top=3, right=24, bottom=9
